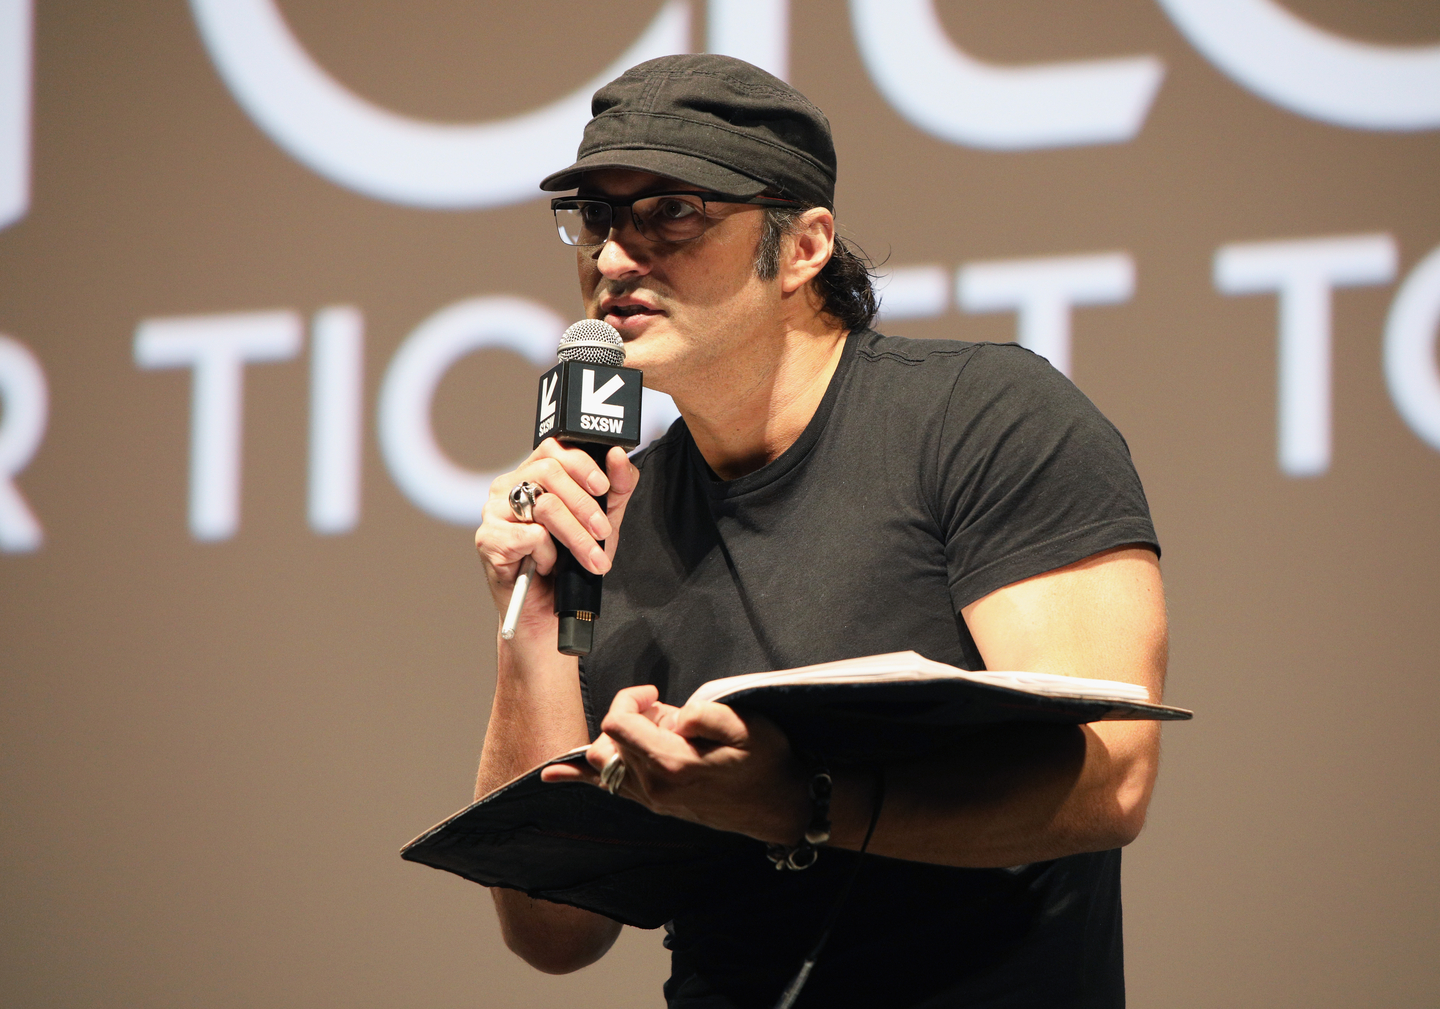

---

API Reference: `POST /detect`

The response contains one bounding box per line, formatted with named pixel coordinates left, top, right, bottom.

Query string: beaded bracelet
left=766, top=762, right=833, bottom=871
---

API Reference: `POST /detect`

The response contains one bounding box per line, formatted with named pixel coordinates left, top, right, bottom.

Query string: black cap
left=540, top=54, right=837, bottom=209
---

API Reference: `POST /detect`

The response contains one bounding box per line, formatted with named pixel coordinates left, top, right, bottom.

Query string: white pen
left=500, top=557, right=536, bottom=641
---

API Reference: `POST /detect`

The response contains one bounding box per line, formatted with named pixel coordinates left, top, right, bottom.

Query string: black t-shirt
left=581, top=330, right=1158, bottom=1008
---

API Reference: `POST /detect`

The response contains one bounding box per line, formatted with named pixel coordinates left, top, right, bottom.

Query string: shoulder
left=845, top=330, right=1081, bottom=423
left=839, top=331, right=979, bottom=414
left=850, top=329, right=1055, bottom=385
left=851, top=328, right=980, bottom=369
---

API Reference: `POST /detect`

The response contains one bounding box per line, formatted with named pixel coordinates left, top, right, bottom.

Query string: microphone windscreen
left=558, top=319, right=625, bottom=367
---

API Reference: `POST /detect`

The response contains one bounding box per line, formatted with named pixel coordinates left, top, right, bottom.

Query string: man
left=471, top=54, right=1168, bottom=1007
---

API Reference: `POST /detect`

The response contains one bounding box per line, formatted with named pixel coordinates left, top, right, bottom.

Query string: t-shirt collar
left=685, top=328, right=864, bottom=500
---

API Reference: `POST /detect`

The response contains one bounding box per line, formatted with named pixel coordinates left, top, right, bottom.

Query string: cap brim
left=540, top=148, right=769, bottom=198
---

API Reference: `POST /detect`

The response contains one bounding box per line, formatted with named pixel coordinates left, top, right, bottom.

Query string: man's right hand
left=474, top=439, right=640, bottom=633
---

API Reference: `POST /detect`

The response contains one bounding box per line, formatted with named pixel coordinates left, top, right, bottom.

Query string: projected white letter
left=0, top=334, right=47, bottom=552
left=378, top=297, right=563, bottom=525
left=189, top=0, right=690, bottom=208
left=1215, top=235, right=1397, bottom=477
left=1385, top=245, right=1440, bottom=453
left=1156, top=0, right=1440, bottom=130
left=135, top=312, right=303, bottom=541
left=0, top=0, right=32, bottom=229
left=957, top=253, right=1135, bottom=378
left=640, top=387, right=682, bottom=451
left=878, top=265, right=950, bottom=323
left=849, top=0, right=1163, bottom=149
left=309, top=306, right=364, bottom=534
left=709, top=0, right=788, bottom=81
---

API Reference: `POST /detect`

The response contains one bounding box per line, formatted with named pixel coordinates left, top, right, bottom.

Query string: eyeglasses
left=551, top=190, right=803, bottom=247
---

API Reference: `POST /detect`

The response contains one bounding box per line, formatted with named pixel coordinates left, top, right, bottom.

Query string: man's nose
left=595, top=221, right=651, bottom=279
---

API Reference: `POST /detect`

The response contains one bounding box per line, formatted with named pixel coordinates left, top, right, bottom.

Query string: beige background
left=2, top=1, right=1437, bottom=1006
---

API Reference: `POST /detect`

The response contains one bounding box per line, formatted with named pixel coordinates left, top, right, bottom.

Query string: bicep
left=960, top=546, right=1169, bottom=835
left=955, top=546, right=1169, bottom=843
left=959, top=545, right=1167, bottom=697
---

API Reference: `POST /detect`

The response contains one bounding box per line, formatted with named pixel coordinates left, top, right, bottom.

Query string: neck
left=674, top=311, right=849, bottom=481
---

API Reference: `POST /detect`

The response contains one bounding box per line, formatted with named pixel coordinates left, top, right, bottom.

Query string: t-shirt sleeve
left=934, top=344, right=1159, bottom=612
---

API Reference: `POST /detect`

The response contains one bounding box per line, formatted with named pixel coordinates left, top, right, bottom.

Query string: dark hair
left=755, top=206, right=878, bottom=332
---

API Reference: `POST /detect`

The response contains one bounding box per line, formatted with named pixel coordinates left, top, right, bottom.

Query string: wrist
left=494, top=616, right=579, bottom=687
left=495, top=578, right=558, bottom=643
left=496, top=608, right=557, bottom=646
left=766, top=755, right=832, bottom=871
left=823, top=767, right=886, bottom=850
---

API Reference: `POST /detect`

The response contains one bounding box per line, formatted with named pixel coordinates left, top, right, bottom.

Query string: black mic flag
left=532, top=320, right=643, bottom=655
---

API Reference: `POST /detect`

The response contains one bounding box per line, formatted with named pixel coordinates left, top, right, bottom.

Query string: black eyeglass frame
left=550, top=190, right=806, bottom=247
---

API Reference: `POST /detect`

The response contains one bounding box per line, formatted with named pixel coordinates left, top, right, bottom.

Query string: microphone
left=515, top=319, right=643, bottom=656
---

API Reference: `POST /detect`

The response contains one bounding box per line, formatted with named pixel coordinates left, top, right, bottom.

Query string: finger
left=475, top=461, right=567, bottom=557
left=540, top=762, right=597, bottom=785
left=584, top=733, right=621, bottom=773
left=500, top=521, right=560, bottom=579
left=672, top=701, right=751, bottom=747
left=513, top=453, right=612, bottom=574
left=602, top=687, right=682, bottom=751
left=642, top=700, right=683, bottom=729
left=600, top=449, right=640, bottom=534
left=517, top=454, right=613, bottom=544
left=523, top=528, right=559, bottom=577
left=535, top=437, right=612, bottom=497
left=475, top=503, right=559, bottom=579
left=609, top=684, right=661, bottom=716
left=605, top=446, right=641, bottom=499
left=601, top=706, right=687, bottom=763
left=531, top=492, right=610, bottom=575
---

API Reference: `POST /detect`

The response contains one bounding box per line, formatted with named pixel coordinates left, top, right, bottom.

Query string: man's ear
left=779, top=208, right=836, bottom=295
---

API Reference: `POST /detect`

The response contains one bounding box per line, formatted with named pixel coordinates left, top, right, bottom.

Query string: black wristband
left=766, top=759, right=832, bottom=871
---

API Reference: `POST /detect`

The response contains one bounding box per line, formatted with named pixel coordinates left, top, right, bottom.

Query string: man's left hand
left=539, top=685, right=811, bottom=846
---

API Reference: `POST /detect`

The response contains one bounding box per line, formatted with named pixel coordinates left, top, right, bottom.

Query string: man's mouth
left=602, top=302, right=664, bottom=329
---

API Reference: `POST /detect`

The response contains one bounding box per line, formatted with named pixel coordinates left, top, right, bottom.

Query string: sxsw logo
left=580, top=370, right=627, bottom=434
left=533, top=361, right=642, bottom=450
left=536, top=372, right=559, bottom=438
left=579, top=415, right=626, bottom=434
left=536, top=367, right=626, bottom=437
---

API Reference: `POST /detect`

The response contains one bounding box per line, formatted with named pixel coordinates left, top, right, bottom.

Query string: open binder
left=401, top=651, right=1192, bottom=928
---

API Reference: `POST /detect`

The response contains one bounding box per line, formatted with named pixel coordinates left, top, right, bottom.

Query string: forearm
left=827, top=720, right=1160, bottom=868
left=476, top=624, right=621, bottom=970
left=475, top=623, right=592, bottom=799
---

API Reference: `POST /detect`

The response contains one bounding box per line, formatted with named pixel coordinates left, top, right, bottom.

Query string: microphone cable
left=772, top=766, right=887, bottom=1009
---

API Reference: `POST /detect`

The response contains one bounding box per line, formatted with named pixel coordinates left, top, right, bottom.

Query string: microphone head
left=558, top=319, right=625, bottom=367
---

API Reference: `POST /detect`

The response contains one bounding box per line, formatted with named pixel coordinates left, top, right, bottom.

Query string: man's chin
left=613, top=337, right=675, bottom=383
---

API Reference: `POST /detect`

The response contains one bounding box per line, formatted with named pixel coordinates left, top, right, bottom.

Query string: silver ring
left=599, top=753, right=626, bottom=795
left=507, top=481, right=545, bottom=522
